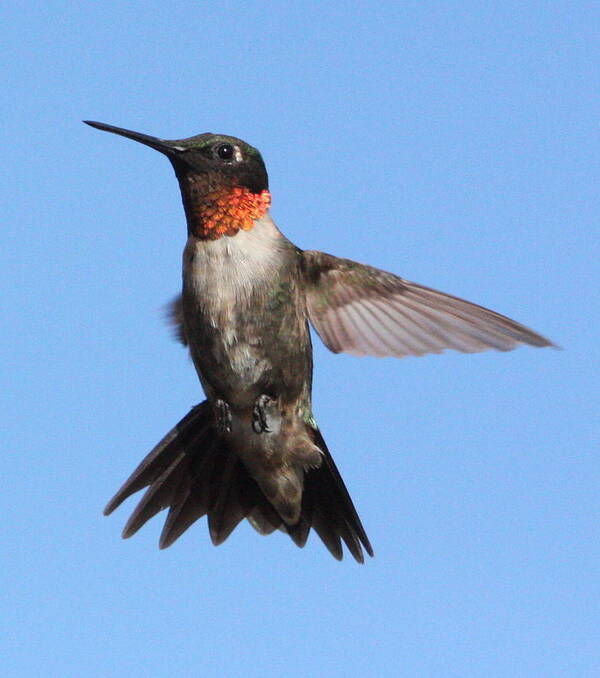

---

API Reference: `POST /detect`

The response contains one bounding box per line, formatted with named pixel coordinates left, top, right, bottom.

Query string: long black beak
left=83, top=120, right=184, bottom=156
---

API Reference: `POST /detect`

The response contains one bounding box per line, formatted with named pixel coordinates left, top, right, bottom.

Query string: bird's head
left=85, top=121, right=271, bottom=239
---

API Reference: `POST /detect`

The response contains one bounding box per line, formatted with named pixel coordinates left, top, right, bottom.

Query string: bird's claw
left=252, top=395, right=274, bottom=434
left=215, top=398, right=232, bottom=434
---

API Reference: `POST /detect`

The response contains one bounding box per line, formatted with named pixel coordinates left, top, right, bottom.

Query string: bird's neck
left=179, top=174, right=271, bottom=240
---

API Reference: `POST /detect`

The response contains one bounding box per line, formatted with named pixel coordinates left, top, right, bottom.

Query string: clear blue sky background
left=2, top=3, right=598, bottom=677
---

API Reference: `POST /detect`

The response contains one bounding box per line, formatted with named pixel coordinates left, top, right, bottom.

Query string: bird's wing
left=166, top=295, right=187, bottom=346
left=301, top=250, right=554, bottom=358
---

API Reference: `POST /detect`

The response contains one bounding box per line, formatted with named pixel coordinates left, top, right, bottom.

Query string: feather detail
left=104, top=401, right=372, bottom=562
left=302, top=251, right=555, bottom=358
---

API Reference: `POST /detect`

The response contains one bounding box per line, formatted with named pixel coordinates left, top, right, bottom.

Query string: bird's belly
left=197, top=319, right=270, bottom=395
left=185, top=303, right=307, bottom=409
left=182, top=235, right=310, bottom=409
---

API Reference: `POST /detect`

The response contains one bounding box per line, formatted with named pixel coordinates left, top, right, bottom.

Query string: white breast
left=182, top=213, right=287, bottom=330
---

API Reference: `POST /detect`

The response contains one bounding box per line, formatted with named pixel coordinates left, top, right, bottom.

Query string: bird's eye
left=216, top=143, right=235, bottom=160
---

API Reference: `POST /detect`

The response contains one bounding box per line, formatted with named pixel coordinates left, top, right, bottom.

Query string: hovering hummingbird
left=86, top=120, right=554, bottom=562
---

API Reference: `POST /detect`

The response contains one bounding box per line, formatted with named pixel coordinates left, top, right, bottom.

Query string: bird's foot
left=252, top=395, right=276, bottom=434
left=215, top=398, right=232, bottom=434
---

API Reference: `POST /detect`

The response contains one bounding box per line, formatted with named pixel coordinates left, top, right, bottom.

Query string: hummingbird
left=86, top=120, right=554, bottom=563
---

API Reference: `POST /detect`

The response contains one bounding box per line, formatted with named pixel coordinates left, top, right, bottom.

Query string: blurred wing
left=301, top=251, right=554, bottom=358
left=166, top=295, right=187, bottom=346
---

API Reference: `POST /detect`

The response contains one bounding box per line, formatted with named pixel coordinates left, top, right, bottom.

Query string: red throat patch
left=190, top=186, right=272, bottom=240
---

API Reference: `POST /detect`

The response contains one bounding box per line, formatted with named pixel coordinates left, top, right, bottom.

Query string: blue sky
left=2, top=2, right=598, bottom=677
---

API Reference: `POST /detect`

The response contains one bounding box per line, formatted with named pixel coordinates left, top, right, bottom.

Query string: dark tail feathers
left=104, top=401, right=373, bottom=562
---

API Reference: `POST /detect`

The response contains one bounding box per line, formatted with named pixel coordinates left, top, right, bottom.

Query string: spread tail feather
left=104, top=401, right=373, bottom=562
left=285, top=427, right=373, bottom=562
